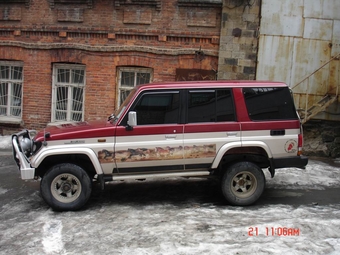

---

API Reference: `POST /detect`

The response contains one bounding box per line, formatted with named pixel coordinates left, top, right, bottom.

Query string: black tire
left=221, top=161, right=265, bottom=206
left=40, top=163, right=92, bottom=211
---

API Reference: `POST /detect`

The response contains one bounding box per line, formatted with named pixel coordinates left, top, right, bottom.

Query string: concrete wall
left=304, top=120, right=340, bottom=158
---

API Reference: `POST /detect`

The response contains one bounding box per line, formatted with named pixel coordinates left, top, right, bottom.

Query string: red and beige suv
left=12, top=81, right=308, bottom=211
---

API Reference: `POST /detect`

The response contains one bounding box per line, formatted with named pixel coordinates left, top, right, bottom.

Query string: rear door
left=114, top=90, right=184, bottom=174
left=240, top=87, right=301, bottom=158
left=183, top=88, right=241, bottom=170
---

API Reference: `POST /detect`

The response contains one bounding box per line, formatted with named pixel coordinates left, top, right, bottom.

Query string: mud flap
left=97, top=174, right=105, bottom=190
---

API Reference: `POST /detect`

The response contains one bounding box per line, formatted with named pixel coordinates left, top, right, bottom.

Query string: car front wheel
left=40, top=163, right=92, bottom=211
left=221, top=161, right=265, bottom=206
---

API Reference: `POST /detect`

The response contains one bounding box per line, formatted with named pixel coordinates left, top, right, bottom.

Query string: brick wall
left=217, top=0, right=261, bottom=80
left=0, top=0, right=221, bottom=133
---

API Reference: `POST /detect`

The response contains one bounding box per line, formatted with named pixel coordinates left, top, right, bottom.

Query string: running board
left=109, top=171, right=211, bottom=181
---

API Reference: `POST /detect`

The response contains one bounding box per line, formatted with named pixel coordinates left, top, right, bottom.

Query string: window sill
left=47, top=121, right=83, bottom=127
left=0, top=116, right=22, bottom=125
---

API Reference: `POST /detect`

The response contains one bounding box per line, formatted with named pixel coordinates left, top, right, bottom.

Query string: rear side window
left=188, top=89, right=235, bottom=123
left=243, top=87, right=298, bottom=120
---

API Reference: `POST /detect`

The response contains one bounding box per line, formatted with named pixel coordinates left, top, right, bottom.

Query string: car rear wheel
left=40, top=163, right=92, bottom=211
left=221, top=161, right=265, bottom=206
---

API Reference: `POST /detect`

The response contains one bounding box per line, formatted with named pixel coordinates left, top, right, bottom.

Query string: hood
left=34, top=120, right=116, bottom=142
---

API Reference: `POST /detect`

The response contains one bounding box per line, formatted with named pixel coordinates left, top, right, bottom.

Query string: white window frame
left=117, top=67, right=153, bottom=107
left=0, top=61, right=23, bottom=124
left=51, top=64, right=86, bottom=123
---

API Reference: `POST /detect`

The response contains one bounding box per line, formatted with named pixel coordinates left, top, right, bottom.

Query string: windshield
left=114, top=87, right=138, bottom=120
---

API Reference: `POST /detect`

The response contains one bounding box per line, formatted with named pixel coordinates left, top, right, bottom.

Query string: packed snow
left=0, top=135, right=11, bottom=150
left=0, top=135, right=340, bottom=255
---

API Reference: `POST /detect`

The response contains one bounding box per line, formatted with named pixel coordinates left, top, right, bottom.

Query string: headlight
left=20, top=137, right=32, bottom=155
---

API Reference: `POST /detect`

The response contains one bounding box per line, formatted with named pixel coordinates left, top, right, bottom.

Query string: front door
left=114, top=90, right=184, bottom=174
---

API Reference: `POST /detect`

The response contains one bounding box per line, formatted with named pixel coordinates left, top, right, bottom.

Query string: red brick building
left=0, top=0, right=260, bottom=134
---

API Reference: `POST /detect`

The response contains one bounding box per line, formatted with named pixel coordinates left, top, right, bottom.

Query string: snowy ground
left=0, top=135, right=11, bottom=150
left=0, top=135, right=340, bottom=255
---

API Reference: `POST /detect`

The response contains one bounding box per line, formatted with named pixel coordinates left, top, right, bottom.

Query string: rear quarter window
left=243, top=87, right=298, bottom=120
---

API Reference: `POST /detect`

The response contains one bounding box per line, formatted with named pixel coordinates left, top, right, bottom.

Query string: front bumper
left=12, top=130, right=35, bottom=180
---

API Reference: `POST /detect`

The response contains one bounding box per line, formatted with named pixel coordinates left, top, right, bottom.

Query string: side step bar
left=103, top=171, right=211, bottom=182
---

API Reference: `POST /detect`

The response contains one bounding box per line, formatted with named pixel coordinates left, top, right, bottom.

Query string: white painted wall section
left=304, top=0, right=340, bottom=20
left=333, top=20, right=340, bottom=55
left=257, top=0, right=340, bottom=120
left=303, top=19, right=332, bottom=40
left=260, top=0, right=304, bottom=37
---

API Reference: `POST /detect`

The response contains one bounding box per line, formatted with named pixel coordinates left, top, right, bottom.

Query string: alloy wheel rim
left=51, top=173, right=82, bottom=203
left=230, top=171, right=257, bottom=198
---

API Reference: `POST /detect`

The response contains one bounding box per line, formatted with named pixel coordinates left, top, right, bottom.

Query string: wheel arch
left=33, top=148, right=103, bottom=178
left=212, top=142, right=273, bottom=177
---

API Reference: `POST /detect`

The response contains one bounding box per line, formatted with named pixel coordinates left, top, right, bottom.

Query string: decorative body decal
left=98, top=144, right=216, bottom=163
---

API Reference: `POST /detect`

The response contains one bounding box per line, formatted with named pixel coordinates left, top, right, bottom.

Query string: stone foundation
left=303, top=120, right=340, bottom=158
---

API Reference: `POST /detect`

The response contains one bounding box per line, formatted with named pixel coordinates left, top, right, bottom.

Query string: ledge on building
left=115, top=0, right=161, bottom=11
left=47, top=121, right=83, bottom=127
left=0, top=116, right=22, bottom=125
left=0, top=0, right=30, bottom=8
left=49, top=0, right=92, bottom=9
left=178, top=0, right=222, bottom=7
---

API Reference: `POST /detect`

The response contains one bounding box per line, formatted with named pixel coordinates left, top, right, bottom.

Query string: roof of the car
left=137, top=80, right=288, bottom=90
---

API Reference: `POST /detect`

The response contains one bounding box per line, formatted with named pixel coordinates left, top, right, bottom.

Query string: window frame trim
left=117, top=67, right=153, bottom=108
left=51, top=63, right=86, bottom=123
left=0, top=61, right=24, bottom=121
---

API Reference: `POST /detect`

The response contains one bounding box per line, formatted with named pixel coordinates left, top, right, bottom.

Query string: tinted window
left=132, top=92, right=180, bottom=125
left=243, top=87, right=298, bottom=120
left=188, top=89, right=235, bottom=123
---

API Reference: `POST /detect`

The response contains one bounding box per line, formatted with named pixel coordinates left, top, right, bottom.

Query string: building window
left=52, top=64, right=85, bottom=122
left=117, top=67, right=152, bottom=107
left=0, top=61, right=23, bottom=119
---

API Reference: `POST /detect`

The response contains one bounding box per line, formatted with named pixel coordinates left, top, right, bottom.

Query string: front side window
left=117, top=67, right=152, bottom=107
left=188, top=89, right=235, bottom=123
left=0, top=62, right=23, bottom=118
left=52, top=64, right=85, bottom=122
left=243, top=87, right=298, bottom=120
left=124, top=91, right=180, bottom=125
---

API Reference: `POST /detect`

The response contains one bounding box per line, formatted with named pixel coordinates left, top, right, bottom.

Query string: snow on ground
left=265, top=159, right=340, bottom=189
left=0, top=135, right=340, bottom=254
left=1, top=183, right=340, bottom=255
left=0, top=135, right=11, bottom=150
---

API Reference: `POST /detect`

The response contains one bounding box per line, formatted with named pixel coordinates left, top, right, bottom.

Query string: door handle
left=270, top=130, right=285, bottom=136
left=227, top=132, right=237, bottom=137
left=165, top=135, right=177, bottom=139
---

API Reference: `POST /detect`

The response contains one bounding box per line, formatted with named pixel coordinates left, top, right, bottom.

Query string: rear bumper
left=12, top=131, right=35, bottom=180
left=272, top=155, right=308, bottom=170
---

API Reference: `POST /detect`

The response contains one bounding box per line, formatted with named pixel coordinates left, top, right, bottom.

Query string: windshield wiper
left=107, top=114, right=116, bottom=121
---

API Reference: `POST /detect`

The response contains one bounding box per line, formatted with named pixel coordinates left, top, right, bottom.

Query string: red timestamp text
left=248, top=227, right=300, bottom=236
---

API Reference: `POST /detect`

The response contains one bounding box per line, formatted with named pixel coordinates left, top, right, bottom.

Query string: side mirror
left=126, top=111, right=137, bottom=130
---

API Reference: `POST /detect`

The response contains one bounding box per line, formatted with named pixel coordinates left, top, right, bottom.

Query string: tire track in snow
left=42, top=219, right=64, bottom=254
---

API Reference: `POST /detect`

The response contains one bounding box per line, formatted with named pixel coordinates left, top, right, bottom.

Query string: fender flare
left=241, top=141, right=273, bottom=158
left=211, top=141, right=273, bottom=169
left=31, top=147, right=104, bottom=175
